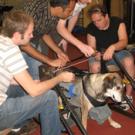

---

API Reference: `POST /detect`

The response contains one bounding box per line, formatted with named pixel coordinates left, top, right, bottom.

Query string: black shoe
left=120, top=96, right=133, bottom=111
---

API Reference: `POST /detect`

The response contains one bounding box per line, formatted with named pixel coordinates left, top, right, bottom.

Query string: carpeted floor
left=17, top=93, right=134, bottom=135
left=8, top=90, right=133, bottom=135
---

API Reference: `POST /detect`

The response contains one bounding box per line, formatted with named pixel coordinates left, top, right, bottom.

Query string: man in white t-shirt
left=0, top=10, right=74, bottom=135
left=58, top=0, right=92, bottom=52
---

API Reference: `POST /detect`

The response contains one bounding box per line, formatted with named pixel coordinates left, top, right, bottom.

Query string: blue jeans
left=0, top=85, right=61, bottom=135
left=23, top=52, right=41, bottom=80
left=22, top=41, right=43, bottom=80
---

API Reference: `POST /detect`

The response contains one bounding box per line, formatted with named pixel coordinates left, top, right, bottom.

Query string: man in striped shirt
left=0, top=10, right=74, bottom=135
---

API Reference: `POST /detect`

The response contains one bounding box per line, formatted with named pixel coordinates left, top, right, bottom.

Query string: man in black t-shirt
left=86, top=4, right=135, bottom=110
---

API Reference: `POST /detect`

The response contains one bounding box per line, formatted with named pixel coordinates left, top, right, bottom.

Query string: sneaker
left=11, top=128, right=21, bottom=132
left=120, top=96, right=133, bottom=111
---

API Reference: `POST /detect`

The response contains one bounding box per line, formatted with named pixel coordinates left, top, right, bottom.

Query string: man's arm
left=67, top=14, right=80, bottom=32
left=87, top=33, right=96, bottom=50
left=42, top=34, right=69, bottom=61
left=58, top=15, right=79, bottom=51
left=103, top=23, right=128, bottom=60
left=87, top=33, right=101, bottom=60
left=57, top=19, right=94, bottom=57
left=111, top=23, right=128, bottom=51
left=20, top=44, right=66, bottom=67
left=14, top=69, right=74, bottom=97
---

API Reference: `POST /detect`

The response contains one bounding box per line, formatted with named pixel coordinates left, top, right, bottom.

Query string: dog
left=39, top=65, right=124, bottom=130
left=59, top=72, right=124, bottom=130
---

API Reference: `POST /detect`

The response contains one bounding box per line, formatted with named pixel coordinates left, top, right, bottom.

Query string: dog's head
left=103, top=73, right=124, bottom=102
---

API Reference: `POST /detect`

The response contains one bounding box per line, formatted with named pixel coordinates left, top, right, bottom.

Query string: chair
left=39, top=64, right=89, bottom=135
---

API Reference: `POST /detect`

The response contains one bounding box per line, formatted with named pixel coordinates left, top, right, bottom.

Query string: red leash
left=53, top=56, right=89, bottom=73
left=53, top=50, right=98, bottom=73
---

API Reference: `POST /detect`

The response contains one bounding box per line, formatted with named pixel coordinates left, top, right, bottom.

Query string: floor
left=7, top=97, right=135, bottom=135
left=5, top=92, right=135, bottom=135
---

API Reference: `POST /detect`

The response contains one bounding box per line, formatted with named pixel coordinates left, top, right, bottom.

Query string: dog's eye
left=116, top=86, right=121, bottom=90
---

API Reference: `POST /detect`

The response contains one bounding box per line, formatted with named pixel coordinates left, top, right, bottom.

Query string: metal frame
left=55, top=85, right=89, bottom=135
left=108, top=53, right=135, bottom=119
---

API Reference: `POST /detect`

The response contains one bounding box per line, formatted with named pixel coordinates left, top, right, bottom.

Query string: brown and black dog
left=39, top=65, right=124, bottom=129
left=68, top=72, right=124, bottom=129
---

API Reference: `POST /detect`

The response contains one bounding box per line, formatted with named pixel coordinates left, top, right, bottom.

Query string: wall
left=111, top=0, right=124, bottom=18
left=0, top=0, right=24, bottom=9
left=82, top=0, right=103, bottom=27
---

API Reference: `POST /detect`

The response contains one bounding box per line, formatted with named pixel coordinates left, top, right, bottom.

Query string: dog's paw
left=110, top=121, right=122, bottom=128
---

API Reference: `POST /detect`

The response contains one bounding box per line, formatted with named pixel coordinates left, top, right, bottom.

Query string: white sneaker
left=11, top=128, right=21, bottom=132
left=120, top=96, right=133, bottom=111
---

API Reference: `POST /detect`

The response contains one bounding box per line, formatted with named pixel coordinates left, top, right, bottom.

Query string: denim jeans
left=88, top=50, right=132, bottom=66
left=22, top=41, right=43, bottom=80
left=0, top=85, right=61, bottom=135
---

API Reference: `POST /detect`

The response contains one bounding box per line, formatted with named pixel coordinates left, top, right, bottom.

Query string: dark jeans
left=0, top=85, right=61, bottom=135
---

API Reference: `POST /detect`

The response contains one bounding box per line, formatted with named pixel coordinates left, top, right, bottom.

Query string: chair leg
left=55, top=85, right=89, bottom=135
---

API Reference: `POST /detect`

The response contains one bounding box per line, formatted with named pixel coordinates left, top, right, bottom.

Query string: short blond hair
left=1, top=10, right=33, bottom=38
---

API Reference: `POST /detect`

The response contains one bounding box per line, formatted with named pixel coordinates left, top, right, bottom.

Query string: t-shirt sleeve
left=86, top=23, right=96, bottom=36
left=4, top=46, right=28, bottom=75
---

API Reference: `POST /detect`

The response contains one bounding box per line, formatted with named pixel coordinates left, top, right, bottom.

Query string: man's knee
left=42, top=90, right=58, bottom=103
left=89, top=63, right=101, bottom=73
left=122, top=56, right=134, bottom=66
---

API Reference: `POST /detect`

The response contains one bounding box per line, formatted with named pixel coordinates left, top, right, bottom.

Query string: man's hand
left=57, top=71, right=75, bottom=83
left=79, top=45, right=95, bottom=57
left=49, top=58, right=67, bottom=68
left=57, top=51, right=69, bottom=62
left=103, top=45, right=115, bottom=60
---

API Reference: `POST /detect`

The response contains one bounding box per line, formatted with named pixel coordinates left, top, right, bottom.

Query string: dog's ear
left=103, top=75, right=115, bottom=90
left=103, top=73, right=123, bottom=90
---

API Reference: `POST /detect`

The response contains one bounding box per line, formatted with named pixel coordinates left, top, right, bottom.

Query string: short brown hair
left=1, top=10, right=33, bottom=38
left=88, top=4, right=107, bottom=17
